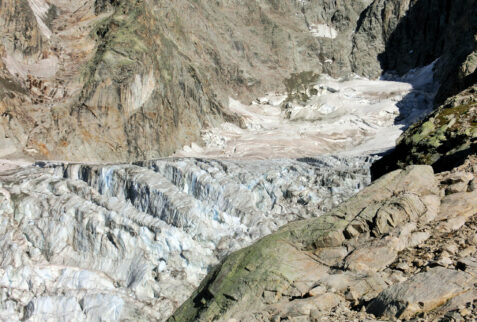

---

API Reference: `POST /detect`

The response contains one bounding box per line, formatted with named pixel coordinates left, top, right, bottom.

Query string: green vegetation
left=435, top=103, right=473, bottom=128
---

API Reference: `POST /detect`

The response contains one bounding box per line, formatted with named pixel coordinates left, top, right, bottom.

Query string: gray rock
left=457, top=257, right=477, bottom=276
left=367, top=267, right=475, bottom=319
left=345, top=245, right=397, bottom=272
left=442, top=172, right=475, bottom=194
left=373, top=193, right=427, bottom=236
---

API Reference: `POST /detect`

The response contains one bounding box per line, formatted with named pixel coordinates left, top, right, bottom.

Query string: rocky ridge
left=372, top=84, right=477, bottom=179
left=171, top=156, right=477, bottom=321
left=368, top=0, right=477, bottom=178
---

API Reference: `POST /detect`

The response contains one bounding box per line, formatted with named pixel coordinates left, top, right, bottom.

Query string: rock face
left=353, top=0, right=477, bottom=103
left=0, top=0, right=235, bottom=161
left=0, top=155, right=374, bottom=320
left=372, top=84, right=477, bottom=178
left=171, top=156, right=477, bottom=321
left=365, top=0, right=477, bottom=178
left=367, top=267, right=474, bottom=319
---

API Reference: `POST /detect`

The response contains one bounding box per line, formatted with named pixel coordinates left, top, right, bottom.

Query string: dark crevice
left=289, top=293, right=312, bottom=301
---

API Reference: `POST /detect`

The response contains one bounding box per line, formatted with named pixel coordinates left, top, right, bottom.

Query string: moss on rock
left=372, top=85, right=477, bottom=179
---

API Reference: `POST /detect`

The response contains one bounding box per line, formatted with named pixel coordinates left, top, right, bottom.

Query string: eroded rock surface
left=0, top=155, right=374, bottom=320
left=171, top=157, right=477, bottom=321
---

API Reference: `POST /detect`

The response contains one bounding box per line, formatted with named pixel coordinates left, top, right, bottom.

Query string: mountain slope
left=1, top=0, right=376, bottom=162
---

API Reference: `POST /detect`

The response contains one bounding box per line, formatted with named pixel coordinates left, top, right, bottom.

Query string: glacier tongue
left=0, top=155, right=375, bottom=321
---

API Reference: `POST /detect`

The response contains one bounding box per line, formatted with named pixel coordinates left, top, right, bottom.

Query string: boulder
left=367, top=267, right=475, bottom=319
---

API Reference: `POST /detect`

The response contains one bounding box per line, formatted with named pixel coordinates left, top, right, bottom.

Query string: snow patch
left=309, top=24, right=338, bottom=39
left=27, top=0, right=52, bottom=39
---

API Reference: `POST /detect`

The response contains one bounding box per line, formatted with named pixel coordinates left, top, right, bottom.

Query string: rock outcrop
left=364, top=0, right=477, bottom=178
left=372, top=84, right=477, bottom=179
left=353, top=0, right=477, bottom=95
left=171, top=156, right=477, bottom=321
left=0, top=155, right=374, bottom=320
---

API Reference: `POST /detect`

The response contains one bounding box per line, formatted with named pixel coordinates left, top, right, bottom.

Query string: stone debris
left=175, top=67, right=436, bottom=160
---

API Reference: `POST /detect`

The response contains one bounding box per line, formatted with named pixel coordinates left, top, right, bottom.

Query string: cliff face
left=1, top=0, right=475, bottom=163
left=353, top=0, right=477, bottom=98
left=372, top=84, right=477, bottom=179
left=355, top=0, right=477, bottom=179
left=1, top=0, right=235, bottom=161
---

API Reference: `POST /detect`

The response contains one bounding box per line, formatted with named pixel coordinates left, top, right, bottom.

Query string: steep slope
left=372, top=84, right=477, bottom=179
left=1, top=0, right=378, bottom=162
left=167, top=1, right=477, bottom=320
left=355, top=0, right=477, bottom=178
left=353, top=0, right=477, bottom=101
left=7, top=0, right=473, bottom=162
